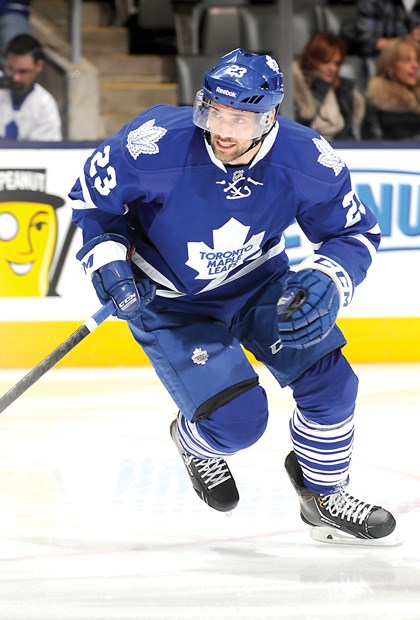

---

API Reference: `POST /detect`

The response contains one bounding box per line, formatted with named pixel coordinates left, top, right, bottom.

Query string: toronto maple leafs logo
left=186, top=218, right=265, bottom=280
left=312, top=136, right=345, bottom=176
left=126, top=119, right=167, bottom=160
left=191, top=348, right=209, bottom=365
left=266, top=55, right=281, bottom=74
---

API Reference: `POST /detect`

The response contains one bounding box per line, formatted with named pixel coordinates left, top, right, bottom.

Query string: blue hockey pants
left=129, top=275, right=357, bottom=493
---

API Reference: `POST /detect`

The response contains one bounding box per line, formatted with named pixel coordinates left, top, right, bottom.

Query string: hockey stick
left=0, top=300, right=115, bottom=415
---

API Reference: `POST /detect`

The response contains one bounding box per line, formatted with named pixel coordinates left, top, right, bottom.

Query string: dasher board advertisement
left=0, top=144, right=418, bottom=365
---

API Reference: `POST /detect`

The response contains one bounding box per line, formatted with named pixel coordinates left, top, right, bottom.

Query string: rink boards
left=1, top=315, right=419, bottom=368
left=0, top=142, right=419, bottom=367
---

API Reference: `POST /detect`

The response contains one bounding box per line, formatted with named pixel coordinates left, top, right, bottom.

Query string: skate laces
left=186, top=455, right=232, bottom=490
left=322, top=491, right=373, bottom=524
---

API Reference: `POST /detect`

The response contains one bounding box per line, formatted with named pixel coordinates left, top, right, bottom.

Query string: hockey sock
left=176, top=415, right=236, bottom=460
left=290, top=407, right=354, bottom=494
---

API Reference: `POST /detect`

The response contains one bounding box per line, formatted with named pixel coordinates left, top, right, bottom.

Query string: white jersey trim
left=313, top=226, right=379, bottom=263
left=352, top=229, right=379, bottom=262
left=80, top=169, right=96, bottom=207
left=131, top=252, right=185, bottom=297
left=249, top=122, right=279, bottom=168
left=71, top=198, right=97, bottom=212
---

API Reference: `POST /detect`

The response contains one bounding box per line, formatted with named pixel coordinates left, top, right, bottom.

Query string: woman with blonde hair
left=362, top=35, right=420, bottom=139
left=293, top=32, right=365, bottom=141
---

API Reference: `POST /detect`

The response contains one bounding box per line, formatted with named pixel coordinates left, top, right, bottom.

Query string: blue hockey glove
left=77, top=234, right=156, bottom=321
left=277, top=254, right=354, bottom=349
left=277, top=269, right=339, bottom=349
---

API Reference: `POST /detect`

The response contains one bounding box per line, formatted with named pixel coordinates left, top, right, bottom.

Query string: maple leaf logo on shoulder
left=312, top=136, right=345, bottom=176
left=126, top=119, right=168, bottom=160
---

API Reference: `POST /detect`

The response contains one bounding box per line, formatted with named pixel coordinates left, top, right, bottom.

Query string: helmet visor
left=193, top=90, right=275, bottom=140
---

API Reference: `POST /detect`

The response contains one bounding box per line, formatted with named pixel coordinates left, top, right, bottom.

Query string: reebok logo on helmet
left=215, top=86, right=238, bottom=98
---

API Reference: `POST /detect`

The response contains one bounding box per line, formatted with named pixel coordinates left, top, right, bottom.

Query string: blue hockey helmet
left=193, top=48, right=284, bottom=139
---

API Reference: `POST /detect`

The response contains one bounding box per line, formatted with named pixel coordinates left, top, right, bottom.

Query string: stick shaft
left=0, top=301, right=114, bottom=415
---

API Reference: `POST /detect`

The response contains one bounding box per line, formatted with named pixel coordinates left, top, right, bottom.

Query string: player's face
left=5, top=53, right=44, bottom=96
left=208, top=103, right=271, bottom=165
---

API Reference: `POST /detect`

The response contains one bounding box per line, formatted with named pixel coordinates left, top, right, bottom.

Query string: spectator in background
left=0, top=0, right=30, bottom=64
left=356, top=0, right=420, bottom=57
left=293, top=32, right=365, bottom=141
left=362, top=35, right=420, bottom=139
left=0, top=33, right=62, bottom=141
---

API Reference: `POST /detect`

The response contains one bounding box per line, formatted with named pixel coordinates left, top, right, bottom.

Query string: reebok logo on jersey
left=215, top=86, right=238, bottom=98
left=186, top=218, right=264, bottom=280
left=126, top=119, right=168, bottom=160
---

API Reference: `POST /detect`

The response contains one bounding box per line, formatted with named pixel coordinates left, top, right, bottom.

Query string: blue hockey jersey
left=70, top=105, right=380, bottom=315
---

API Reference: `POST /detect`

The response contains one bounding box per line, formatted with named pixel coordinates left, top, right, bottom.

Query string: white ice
left=0, top=363, right=418, bottom=620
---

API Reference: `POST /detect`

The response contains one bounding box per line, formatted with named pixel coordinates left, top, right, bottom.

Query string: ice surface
left=0, top=364, right=418, bottom=620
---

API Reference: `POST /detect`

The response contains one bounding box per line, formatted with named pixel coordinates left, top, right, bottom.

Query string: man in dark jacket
left=356, top=0, right=420, bottom=57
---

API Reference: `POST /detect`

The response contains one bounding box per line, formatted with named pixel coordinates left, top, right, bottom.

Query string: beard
left=209, top=134, right=255, bottom=165
left=10, top=81, right=29, bottom=96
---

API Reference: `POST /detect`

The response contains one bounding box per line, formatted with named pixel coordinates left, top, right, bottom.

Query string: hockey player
left=69, top=49, right=397, bottom=544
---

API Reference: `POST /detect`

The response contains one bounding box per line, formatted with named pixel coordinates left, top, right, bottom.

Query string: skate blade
left=310, top=526, right=403, bottom=547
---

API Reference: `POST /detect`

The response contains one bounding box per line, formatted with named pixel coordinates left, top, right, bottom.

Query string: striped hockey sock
left=290, top=407, right=354, bottom=494
left=176, top=414, right=235, bottom=460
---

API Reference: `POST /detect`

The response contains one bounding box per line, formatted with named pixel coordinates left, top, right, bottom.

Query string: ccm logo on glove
left=298, top=254, right=353, bottom=308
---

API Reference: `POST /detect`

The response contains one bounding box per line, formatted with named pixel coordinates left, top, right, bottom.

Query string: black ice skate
left=170, top=420, right=239, bottom=513
left=285, top=451, right=399, bottom=546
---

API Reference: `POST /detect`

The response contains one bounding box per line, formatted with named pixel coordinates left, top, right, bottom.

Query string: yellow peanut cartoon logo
left=0, top=169, right=64, bottom=297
